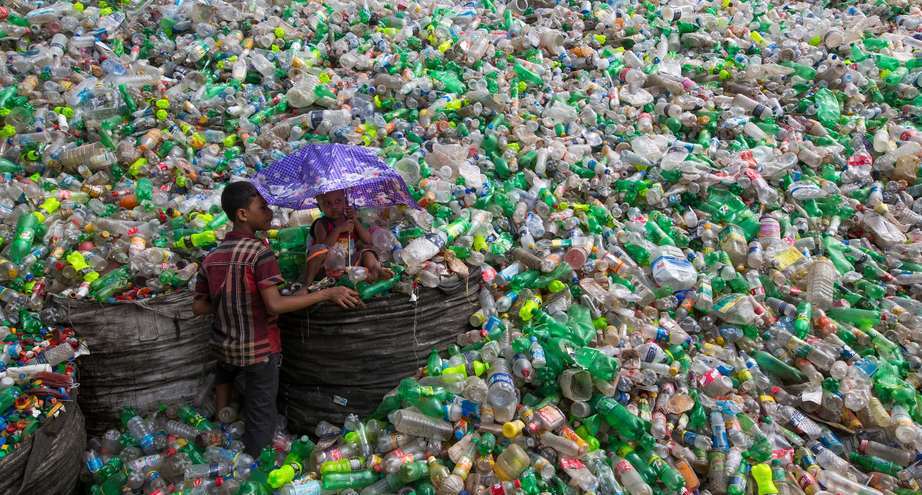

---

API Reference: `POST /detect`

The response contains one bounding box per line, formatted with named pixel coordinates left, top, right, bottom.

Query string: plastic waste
left=3, top=0, right=917, bottom=491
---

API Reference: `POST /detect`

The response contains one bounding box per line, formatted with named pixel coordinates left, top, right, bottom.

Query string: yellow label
left=41, top=197, right=60, bottom=214
left=773, top=246, right=803, bottom=271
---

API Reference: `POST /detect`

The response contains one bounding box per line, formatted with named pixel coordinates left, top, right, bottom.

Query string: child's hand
left=335, top=219, right=356, bottom=236
left=324, top=286, right=362, bottom=308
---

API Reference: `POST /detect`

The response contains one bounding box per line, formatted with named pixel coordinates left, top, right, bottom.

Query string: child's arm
left=313, top=217, right=355, bottom=244
left=260, top=285, right=361, bottom=314
left=191, top=263, right=214, bottom=315
left=353, top=221, right=373, bottom=245
left=255, top=247, right=361, bottom=312
left=346, top=208, right=372, bottom=245
left=313, top=220, right=331, bottom=245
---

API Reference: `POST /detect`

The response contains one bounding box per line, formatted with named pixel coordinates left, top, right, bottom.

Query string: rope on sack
left=411, top=283, right=421, bottom=369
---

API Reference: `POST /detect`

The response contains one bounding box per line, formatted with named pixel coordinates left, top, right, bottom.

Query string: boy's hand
left=324, top=286, right=362, bottom=308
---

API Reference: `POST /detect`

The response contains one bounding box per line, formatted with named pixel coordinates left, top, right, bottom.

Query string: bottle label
left=796, top=472, right=815, bottom=490
left=614, top=460, right=632, bottom=474
left=640, top=344, right=662, bottom=363
left=488, top=372, right=513, bottom=387
left=559, top=457, right=585, bottom=470
left=773, top=247, right=803, bottom=271
left=651, top=255, right=692, bottom=273
left=536, top=405, right=564, bottom=429
left=699, top=368, right=721, bottom=386
left=713, top=294, right=746, bottom=315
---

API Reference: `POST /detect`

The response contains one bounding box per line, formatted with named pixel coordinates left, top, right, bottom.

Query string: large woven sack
left=280, top=274, right=479, bottom=433
left=51, top=291, right=215, bottom=436
left=0, top=402, right=85, bottom=495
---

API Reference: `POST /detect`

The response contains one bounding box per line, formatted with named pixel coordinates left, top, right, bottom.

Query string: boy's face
left=317, top=190, right=346, bottom=219
left=238, top=195, right=273, bottom=231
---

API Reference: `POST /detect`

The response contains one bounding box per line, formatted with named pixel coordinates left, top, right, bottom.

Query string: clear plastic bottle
left=493, top=444, right=530, bottom=481
left=486, top=359, right=517, bottom=409
left=389, top=409, right=452, bottom=440
left=613, top=456, right=652, bottom=495
left=805, top=257, right=836, bottom=309
left=816, top=470, right=883, bottom=495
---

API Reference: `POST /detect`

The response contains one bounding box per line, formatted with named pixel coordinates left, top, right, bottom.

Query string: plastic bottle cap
left=502, top=420, right=525, bottom=439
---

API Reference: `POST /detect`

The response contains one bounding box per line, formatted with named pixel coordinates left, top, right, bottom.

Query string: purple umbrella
left=254, top=143, right=418, bottom=210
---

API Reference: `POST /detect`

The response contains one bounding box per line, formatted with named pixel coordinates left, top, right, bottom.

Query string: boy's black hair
left=221, top=181, right=262, bottom=222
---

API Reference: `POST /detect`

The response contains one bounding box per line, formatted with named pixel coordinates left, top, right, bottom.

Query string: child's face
left=318, top=190, right=346, bottom=219
left=240, top=195, right=273, bottom=230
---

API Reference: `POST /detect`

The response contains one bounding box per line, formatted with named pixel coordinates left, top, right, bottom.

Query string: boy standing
left=192, top=181, right=361, bottom=456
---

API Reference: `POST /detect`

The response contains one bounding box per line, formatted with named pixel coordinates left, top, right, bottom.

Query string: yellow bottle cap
left=502, top=420, right=525, bottom=439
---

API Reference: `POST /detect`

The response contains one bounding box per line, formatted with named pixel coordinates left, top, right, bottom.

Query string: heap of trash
left=0, top=0, right=920, bottom=491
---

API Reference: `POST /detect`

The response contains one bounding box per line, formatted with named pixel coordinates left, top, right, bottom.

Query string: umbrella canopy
left=254, top=143, right=418, bottom=210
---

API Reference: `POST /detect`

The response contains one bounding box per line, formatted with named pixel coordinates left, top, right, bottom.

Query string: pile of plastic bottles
left=85, top=404, right=253, bottom=495
left=0, top=317, right=80, bottom=458
left=4, top=0, right=922, bottom=490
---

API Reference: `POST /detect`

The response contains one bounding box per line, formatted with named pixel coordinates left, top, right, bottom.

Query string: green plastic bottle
left=813, top=88, right=840, bottom=129
left=358, top=266, right=404, bottom=300
left=178, top=405, right=214, bottom=431
left=591, top=396, right=654, bottom=450
left=848, top=452, right=901, bottom=476
left=0, top=386, right=21, bottom=412
left=792, top=301, right=812, bottom=339
left=825, top=307, right=881, bottom=330
left=173, top=230, right=217, bottom=250
left=89, top=266, right=132, bottom=302
left=322, top=470, right=380, bottom=490
left=8, top=212, right=40, bottom=264
left=573, top=347, right=619, bottom=381
left=753, top=351, right=806, bottom=383
left=268, top=435, right=316, bottom=488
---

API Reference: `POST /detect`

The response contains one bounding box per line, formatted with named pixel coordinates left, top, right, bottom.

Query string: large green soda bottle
left=591, top=396, right=654, bottom=450
left=322, top=470, right=379, bottom=490
left=93, top=457, right=128, bottom=495
left=89, top=266, right=132, bottom=301
left=825, top=307, right=880, bottom=330
left=8, top=212, right=40, bottom=264
left=357, top=265, right=404, bottom=300
left=397, top=378, right=454, bottom=403
left=574, top=347, right=619, bottom=381
left=848, top=452, right=900, bottom=476
left=178, top=405, right=214, bottom=431
left=814, top=88, right=840, bottom=129
left=0, top=158, right=21, bottom=174
left=753, top=351, right=806, bottom=384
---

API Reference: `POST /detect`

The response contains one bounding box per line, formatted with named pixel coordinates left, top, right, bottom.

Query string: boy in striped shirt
left=193, top=181, right=360, bottom=455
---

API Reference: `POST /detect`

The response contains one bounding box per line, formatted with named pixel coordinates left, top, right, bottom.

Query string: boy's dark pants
left=216, top=353, right=281, bottom=457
